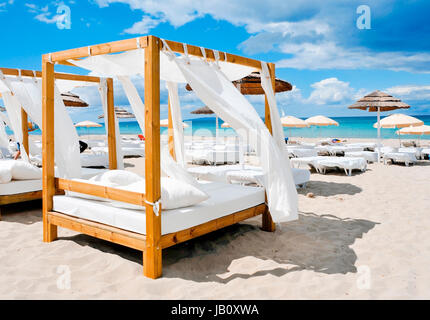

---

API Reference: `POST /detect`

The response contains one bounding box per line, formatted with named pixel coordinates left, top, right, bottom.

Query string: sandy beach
left=0, top=135, right=429, bottom=299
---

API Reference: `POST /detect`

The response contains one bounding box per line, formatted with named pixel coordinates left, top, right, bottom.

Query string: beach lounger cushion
left=53, top=181, right=265, bottom=235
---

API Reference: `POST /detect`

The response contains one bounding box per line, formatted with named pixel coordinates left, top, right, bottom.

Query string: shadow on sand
left=298, top=181, right=362, bottom=197
left=0, top=200, right=42, bottom=224
left=61, top=211, right=378, bottom=283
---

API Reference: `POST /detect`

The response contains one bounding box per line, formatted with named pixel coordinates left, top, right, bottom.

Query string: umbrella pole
left=377, top=107, right=381, bottom=163
left=215, top=116, right=219, bottom=145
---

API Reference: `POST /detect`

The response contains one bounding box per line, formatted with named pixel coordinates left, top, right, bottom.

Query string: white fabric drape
left=68, top=48, right=257, bottom=83
left=0, top=73, right=81, bottom=178
left=117, top=76, right=146, bottom=133
left=0, top=110, right=12, bottom=150
left=98, top=78, right=124, bottom=169
left=166, top=81, right=185, bottom=166
left=167, top=51, right=298, bottom=222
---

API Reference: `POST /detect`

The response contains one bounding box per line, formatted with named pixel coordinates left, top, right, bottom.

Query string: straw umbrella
left=185, top=72, right=292, bottom=95
left=281, top=116, right=308, bottom=142
left=74, top=120, right=102, bottom=139
left=372, top=113, right=423, bottom=147
left=61, top=92, right=89, bottom=107
left=348, top=90, right=411, bottom=160
left=396, top=125, right=430, bottom=146
left=305, top=115, right=338, bottom=138
left=190, top=106, right=220, bottom=142
left=98, top=107, right=135, bottom=119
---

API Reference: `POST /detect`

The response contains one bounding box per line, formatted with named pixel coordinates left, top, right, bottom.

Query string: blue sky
left=1, top=0, right=429, bottom=122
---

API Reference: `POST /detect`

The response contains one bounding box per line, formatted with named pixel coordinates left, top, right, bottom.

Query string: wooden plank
left=55, top=178, right=147, bottom=206
left=49, top=37, right=148, bottom=63
left=106, top=78, right=118, bottom=169
left=0, top=191, right=42, bottom=205
left=42, top=58, right=57, bottom=242
left=48, top=211, right=146, bottom=251
left=262, top=62, right=276, bottom=232
left=167, top=98, right=175, bottom=160
left=144, top=35, right=162, bottom=279
left=21, top=108, right=29, bottom=155
left=0, top=67, right=101, bottom=83
left=163, top=39, right=262, bottom=70
left=160, top=204, right=266, bottom=249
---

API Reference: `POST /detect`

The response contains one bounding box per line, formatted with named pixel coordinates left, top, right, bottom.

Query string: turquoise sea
left=16, top=115, right=430, bottom=140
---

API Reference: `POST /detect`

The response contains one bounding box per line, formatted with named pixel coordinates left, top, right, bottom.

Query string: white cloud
left=386, top=85, right=430, bottom=100
left=123, top=15, right=164, bottom=34
left=307, top=78, right=355, bottom=105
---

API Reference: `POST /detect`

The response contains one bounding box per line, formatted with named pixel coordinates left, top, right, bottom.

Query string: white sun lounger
left=91, top=146, right=145, bottom=157
left=421, top=148, right=430, bottom=159
left=290, top=156, right=367, bottom=176
left=53, top=181, right=265, bottom=235
left=398, top=147, right=423, bottom=160
left=383, top=152, right=417, bottom=166
left=344, top=151, right=378, bottom=163
left=287, top=147, right=318, bottom=158
left=188, top=164, right=310, bottom=188
left=345, top=142, right=377, bottom=151
left=31, top=153, right=110, bottom=168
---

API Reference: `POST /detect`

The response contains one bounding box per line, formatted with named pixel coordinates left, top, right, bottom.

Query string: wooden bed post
left=21, top=108, right=29, bottom=155
left=262, top=62, right=276, bottom=232
left=42, top=56, right=58, bottom=242
left=167, top=98, right=176, bottom=160
left=106, top=78, right=118, bottom=169
left=144, top=35, right=162, bottom=279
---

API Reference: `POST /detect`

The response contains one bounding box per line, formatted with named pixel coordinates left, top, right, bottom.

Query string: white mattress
left=0, top=168, right=107, bottom=196
left=53, top=181, right=265, bottom=235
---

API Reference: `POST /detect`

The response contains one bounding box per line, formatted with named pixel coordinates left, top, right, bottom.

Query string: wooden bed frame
left=0, top=68, right=117, bottom=220
left=42, top=35, right=277, bottom=279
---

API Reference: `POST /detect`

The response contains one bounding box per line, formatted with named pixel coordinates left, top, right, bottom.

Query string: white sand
left=0, top=137, right=429, bottom=299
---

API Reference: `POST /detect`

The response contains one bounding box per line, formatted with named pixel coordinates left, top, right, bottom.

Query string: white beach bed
left=188, top=164, right=310, bottom=187
left=31, top=153, right=110, bottom=168
left=344, top=151, right=378, bottom=163
left=0, top=168, right=108, bottom=196
left=290, top=156, right=367, bottom=176
left=383, top=152, right=417, bottom=166
left=53, top=181, right=265, bottom=235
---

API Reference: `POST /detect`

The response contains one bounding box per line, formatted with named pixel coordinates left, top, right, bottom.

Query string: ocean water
left=17, top=115, right=430, bottom=140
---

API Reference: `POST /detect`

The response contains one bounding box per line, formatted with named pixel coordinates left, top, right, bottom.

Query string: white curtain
left=68, top=47, right=257, bottom=83
left=117, top=76, right=146, bottom=133
left=0, top=73, right=81, bottom=178
left=0, top=110, right=12, bottom=150
left=166, top=81, right=185, bottom=166
left=168, top=51, right=298, bottom=222
left=98, top=78, right=124, bottom=169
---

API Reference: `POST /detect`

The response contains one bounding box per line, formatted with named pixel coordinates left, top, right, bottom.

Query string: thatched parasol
left=185, top=72, right=292, bottom=95
left=191, top=106, right=220, bottom=141
left=98, top=107, right=135, bottom=119
left=61, top=92, right=89, bottom=107
left=348, top=90, right=411, bottom=161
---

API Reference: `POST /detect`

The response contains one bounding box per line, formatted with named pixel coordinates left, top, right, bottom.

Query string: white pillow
left=0, top=167, right=12, bottom=184
left=0, top=160, right=42, bottom=180
left=89, top=169, right=144, bottom=186
left=116, top=177, right=209, bottom=210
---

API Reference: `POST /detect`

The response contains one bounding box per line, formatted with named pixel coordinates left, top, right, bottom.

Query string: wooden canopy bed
left=0, top=67, right=118, bottom=219
left=42, top=35, right=278, bottom=279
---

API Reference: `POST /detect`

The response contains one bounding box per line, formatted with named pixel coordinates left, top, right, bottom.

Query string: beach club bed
left=345, top=151, right=379, bottom=163
left=383, top=152, right=417, bottom=166
left=38, top=36, right=299, bottom=279
left=0, top=67, right=127, bottom=215
left=290, top=156, right=367, bottom=176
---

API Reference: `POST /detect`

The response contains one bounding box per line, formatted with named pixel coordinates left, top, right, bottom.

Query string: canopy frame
left=0, top=67, right=118, bottom=213
left=42, top=35, right=274, bottom=279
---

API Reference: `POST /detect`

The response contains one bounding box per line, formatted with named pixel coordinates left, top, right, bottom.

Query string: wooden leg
left=144, top=246, right=162, bottom=279
left=261, top=205, right=276, bottom=232
left=43, top=216, right=58, bottom=242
